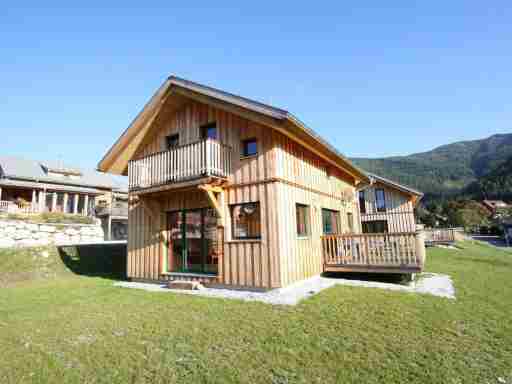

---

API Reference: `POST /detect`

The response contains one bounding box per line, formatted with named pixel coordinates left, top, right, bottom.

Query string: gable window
left=166, top=134, right=179, bottom=149
left=201, top=122, right=217, bottom=140
left=231, top=202, right=261, bottom=239
left=241, top=138, right=258, bottom=157
left=322, top=208, right=340, bottom=235
left=375, top=188, right=386, bottom=212
left=358, top=190, right=366, bottom=214
left=296, top=204, right=310, bottom=237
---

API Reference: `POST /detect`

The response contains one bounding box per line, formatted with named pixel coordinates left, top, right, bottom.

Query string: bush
left=2, top=212, right=95, bottom=225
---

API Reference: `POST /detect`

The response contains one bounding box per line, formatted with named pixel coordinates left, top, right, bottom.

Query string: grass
left=0, top=242, right=511, bottom=383
left=2, top=212, right=95, bottom=225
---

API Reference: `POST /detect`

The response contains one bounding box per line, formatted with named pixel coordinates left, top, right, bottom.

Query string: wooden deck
left=424, top=228, right=456, bottom=245
left=128, top=138, right=231, bottom=191
left=321, top=232, right=425, bottom=274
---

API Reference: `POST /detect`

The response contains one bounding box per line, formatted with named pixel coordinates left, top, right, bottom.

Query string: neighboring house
left=358, top=173, right=423, bottom=233
left=0, top=156, right=128, bottom=238
left=482, top=199, right=509, bottom=216
left=98, top=75, right=426, bottom=289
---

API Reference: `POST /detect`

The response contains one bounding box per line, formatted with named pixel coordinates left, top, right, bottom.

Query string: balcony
left=128, top=138, right=232, bottom=192
left=95, top=201, right=129, bottom=218
left=321, top=232, right=426, bottom=274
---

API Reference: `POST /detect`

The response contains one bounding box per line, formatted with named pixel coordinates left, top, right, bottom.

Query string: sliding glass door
left=167, top=208, right=218, bottom=274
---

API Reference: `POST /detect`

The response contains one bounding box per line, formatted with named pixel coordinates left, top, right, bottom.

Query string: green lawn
left=0, top=242, right=511, bottom=383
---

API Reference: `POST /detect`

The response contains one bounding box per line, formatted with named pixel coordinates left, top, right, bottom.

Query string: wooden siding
left=360, top=183, right=416, bottom=233
left=127, top=97, right=363, bottom=288
left=272, top=132, right=359, bottom=287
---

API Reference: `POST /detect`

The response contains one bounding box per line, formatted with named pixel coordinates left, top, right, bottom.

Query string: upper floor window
left=358, top=190, right=366, bottom=214
left=241, top=138, right=258, bottom=157
left=296, top=203, right=310, bottom=237
left=201, top=122, right=217, bottom=140
left=322, top=208, right=340, bottom=235
left=166, top=134, right=179, bottom=149
left=231, top=202, right=261, bottom=239
left=375, top=188, right=386, bottom=212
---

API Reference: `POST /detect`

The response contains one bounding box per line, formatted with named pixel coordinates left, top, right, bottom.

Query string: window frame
left=358, top=190, right=366, bottom=214
left=241, top=138, right=258, bottom=158
left=295, top=203, right=310, bottom=238
left=230, top=202, right=262, bottom=240
left=200, top=122, right=217, bottom=140
left=166, top=133, right=179, bottom=149
left=321, top=208, right=341, bottom=235
left=375, top=188, right=386, bottom=212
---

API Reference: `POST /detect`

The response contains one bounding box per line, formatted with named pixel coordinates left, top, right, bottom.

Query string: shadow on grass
left=321, top=271, right=411, bottom=285
left=58, top=243, right=127, bottom=281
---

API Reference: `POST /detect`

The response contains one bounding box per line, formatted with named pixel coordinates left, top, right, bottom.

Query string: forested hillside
left=351, top=133, right=512, bottom=199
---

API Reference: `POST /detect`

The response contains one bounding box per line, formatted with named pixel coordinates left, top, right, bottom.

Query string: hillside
left=351, top=133, right=512, bottom=197
left=467, top=154, right=512, bottom=200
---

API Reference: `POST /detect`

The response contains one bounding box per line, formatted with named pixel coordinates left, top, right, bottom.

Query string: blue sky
left=1, top=2, right=511, bottom=169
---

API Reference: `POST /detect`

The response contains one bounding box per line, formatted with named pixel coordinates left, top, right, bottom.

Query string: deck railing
left=0, top=200, right=39, bottom=215
left=424, top=228, right=456, bottom=244
left=321, top=232, right=425, bottom=271
left=128, top=138, right=232, bottom=191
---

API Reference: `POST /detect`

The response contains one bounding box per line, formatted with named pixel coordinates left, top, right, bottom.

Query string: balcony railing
left=128, top=138, right=232, bottom=191
left=321, top=232, right=425, bottom=272
left=95, top=202, right=129, bottom=218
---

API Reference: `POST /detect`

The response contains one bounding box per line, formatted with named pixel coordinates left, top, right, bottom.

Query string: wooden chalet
left=98, top=76, right=426, bottom=289
left=358, top=173, right=423, bottom=234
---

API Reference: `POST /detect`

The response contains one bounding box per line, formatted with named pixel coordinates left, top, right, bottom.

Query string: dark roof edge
left=368, top=172, right=423, bottom=197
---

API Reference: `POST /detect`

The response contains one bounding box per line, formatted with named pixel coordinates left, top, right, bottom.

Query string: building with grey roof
left=0, top=155, right=127, bottom=224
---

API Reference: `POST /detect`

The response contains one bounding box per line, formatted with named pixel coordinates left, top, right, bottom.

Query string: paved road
left=471, top=235, right=511, bottom=249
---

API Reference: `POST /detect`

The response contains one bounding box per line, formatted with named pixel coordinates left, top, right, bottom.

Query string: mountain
left=467, top=155, right=512, bottom=201
left=351, top=133, right=512, bottom=198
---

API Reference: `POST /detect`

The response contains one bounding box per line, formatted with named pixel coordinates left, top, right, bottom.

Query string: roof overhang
left=97, top=76, right=370, bottom=185
left=364, top=173, right=424, bottom=206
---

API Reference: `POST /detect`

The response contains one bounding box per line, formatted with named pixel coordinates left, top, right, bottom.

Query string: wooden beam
left=198, top=184, right=224, bottom=227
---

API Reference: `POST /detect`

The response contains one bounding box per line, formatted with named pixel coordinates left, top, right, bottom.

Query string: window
left=362, top=220, right=388, bottom=234
left=358, top=190, right=366, bottom=214
left=45, top=192, right=54, bottom=212
left=166, top=134, right=179, bottom=149
left=375, top=188, right=386, bottom=212
left=241, top=138, right=258, bottom=157
left=296, top=204, right=310, bottom=237
left=231, top=202, right=261, bottom=239
left=201, top=122, right=217, bottom=140
left=56, top=192, right=65, bottom=213
left=347, top=212, right=354, bottom=233
left=66, top=194, right=75, bottom=213
left=322, top=209, right=340, bottom=235
left=77, top=195, right=86, bottom=215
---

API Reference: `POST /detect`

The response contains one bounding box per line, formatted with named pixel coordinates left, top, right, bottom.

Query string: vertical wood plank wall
left=360, top=183, right=416, bottom=233
left=127, top=98, right=360, bottom=289
left=273, top=133, right=359, bottom=287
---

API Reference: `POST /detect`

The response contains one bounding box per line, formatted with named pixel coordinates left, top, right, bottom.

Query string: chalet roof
left=97, top=75, right=370, bottom=184
left=0, top=155, right=128, bottom=193
left=367, top=172, right=424, bottom=198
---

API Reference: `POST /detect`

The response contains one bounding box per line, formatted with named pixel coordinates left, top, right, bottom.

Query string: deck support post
left=52, top=192, right=57, bottom=212
left=415, top=230, right=426, bottom=268
left=198, top=184, right=224, bottom=227
left=31, top=190, right=37, bottom=211
left=73, top=194, right=79, bottom=214
left=84, top=195, right=89, bottom=216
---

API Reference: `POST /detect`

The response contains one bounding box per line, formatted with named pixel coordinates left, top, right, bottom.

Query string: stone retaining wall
left=0, top=219, right=105, bottom=248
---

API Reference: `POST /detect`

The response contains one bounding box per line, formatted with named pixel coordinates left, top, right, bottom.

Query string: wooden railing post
left=415, top=230, right=426, bottom=268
